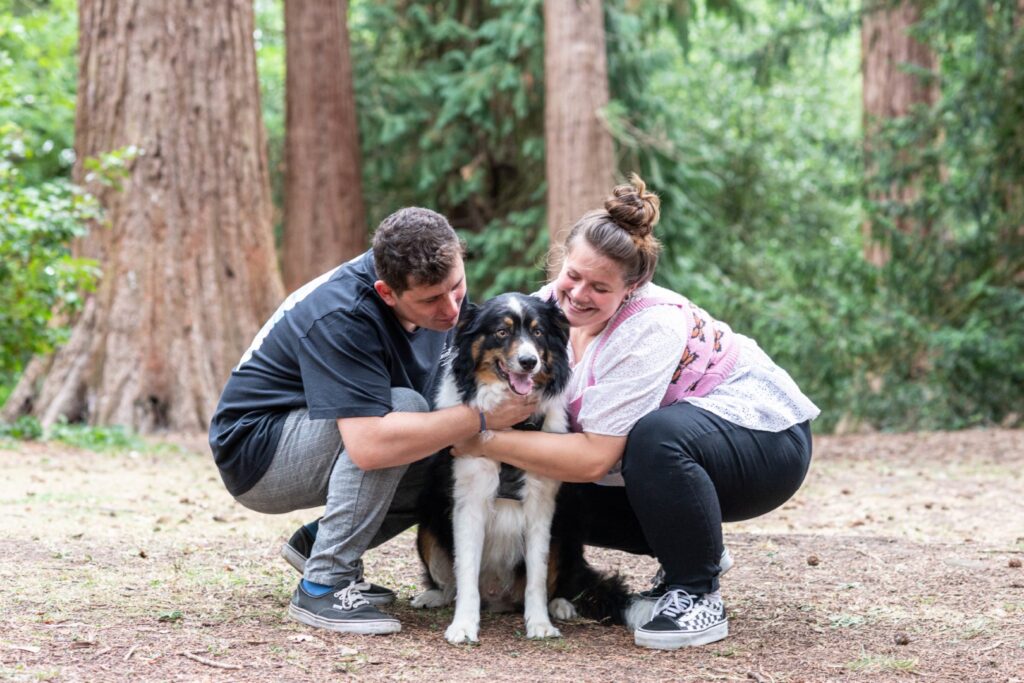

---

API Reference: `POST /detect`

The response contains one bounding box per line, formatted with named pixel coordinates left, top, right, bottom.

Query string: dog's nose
left=518, top=355, right=538, bottom=371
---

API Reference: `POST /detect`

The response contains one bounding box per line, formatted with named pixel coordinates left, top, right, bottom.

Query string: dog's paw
left=548, top=597, right=577, bottom=621
left=411, top=589, right=451, bottom=609
left=525, top=618, right=561, bottom=640
left=445, top=620, right=479, bottom=645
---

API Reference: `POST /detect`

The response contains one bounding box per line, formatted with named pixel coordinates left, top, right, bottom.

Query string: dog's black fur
left=414, top=293, right=630, bottom=625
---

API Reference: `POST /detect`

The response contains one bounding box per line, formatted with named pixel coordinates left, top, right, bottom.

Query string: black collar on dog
left=512, top=414, right=545, bottom=432
left=496, top=463, right=526, bottom=501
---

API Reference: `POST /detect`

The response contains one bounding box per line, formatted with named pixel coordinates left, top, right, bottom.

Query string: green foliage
left=349, top=0, right=549, bottom=297
left=603, top=1, right=870, bottom=431
left=0, top=0, right=77, bottom=184
left=861, top=0, right=1024, bottom=429
left=0, top=414, right=144, bottom=451
left=247, top=0, right=1022, bottom=431
left=0, top=0, right=1001, bottom=434
left=0, top=124, right=100, bottom=384
left=0, top=414, right=42, bottom=440
left=255, top=0, right=550, bottom=296
left=0, top=0, right=96, bottom=397
left=254, top=0, right=286, bottom=242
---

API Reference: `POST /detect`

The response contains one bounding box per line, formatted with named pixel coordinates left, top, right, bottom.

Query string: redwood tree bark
left=281, top=0, right=366, bottom=291
left=543, top=0, right=616, bottom=260
left=2, top=0, right=284, bottom=432
left=861, top=0, right=939, bottom=265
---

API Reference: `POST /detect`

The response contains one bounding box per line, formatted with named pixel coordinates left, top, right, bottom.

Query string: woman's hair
left=372, top=207, right=465, bottom=294
left=557, top=174, right=662, bottom=288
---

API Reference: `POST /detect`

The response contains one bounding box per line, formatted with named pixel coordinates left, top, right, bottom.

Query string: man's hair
left=372, top=207, right=464, bottom=295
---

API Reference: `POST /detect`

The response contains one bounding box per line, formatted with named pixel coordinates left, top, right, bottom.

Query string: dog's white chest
left=451, top=457, right=558, bottom=599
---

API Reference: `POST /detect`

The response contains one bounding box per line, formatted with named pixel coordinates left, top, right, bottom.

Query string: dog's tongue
left=509, top=372, right=534, bottom=396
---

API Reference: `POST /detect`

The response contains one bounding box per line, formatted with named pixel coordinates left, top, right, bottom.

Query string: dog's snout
left=518, top=355, right=538, bottom=371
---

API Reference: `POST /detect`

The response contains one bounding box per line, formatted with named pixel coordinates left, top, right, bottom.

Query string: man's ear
left=374, top=280, right=398, bottom=307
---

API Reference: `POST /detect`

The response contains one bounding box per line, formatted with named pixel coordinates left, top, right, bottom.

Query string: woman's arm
left=452, top=429, right=626, bottom=483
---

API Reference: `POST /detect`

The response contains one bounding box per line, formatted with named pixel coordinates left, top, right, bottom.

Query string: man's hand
left=451, top=433, right=485, bottom=457
left=482, top=393, right=539, bottom=431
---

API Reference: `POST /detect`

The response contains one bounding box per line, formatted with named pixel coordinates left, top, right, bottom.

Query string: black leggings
left=557, top=403, right=812, bottom=595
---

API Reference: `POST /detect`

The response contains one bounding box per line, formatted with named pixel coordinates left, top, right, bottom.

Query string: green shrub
left=0, top=125, right=100, bottom=386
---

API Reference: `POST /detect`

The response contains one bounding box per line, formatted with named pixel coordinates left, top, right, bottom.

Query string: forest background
left=0, top=0, right=1021, bottom=438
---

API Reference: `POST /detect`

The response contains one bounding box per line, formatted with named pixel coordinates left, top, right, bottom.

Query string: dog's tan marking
left=478, top=347, right=506, bottom=385
left=417, top=526, right=437, bottom=568
left=546, top=539, right=561, bottom=594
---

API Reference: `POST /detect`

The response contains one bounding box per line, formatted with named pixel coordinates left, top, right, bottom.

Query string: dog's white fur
left=418, top=336, right=569, bottom=644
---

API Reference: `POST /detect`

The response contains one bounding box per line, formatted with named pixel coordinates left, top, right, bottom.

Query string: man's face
left=376, top=256, right=467, bottom=332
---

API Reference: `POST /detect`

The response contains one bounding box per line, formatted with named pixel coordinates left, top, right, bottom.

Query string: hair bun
left=605, top=173, right=660, bottom=240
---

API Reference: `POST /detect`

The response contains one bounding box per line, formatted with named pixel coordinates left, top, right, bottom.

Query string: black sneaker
left=288, top=580, right=401, bottom=635
left=624, top=550, right=735, bottom=631
left=634, top=589, right=728, bottom=650
left=281, top=522, right=396, bottom=606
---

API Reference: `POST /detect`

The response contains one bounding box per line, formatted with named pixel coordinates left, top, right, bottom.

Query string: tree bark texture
left=2, top=0, right=284, bottom=432
left=861, top=0, right=939, bottom=265
left=543, top=0, right=615, bottom=261
left=282, top=0, right=367, bottom=291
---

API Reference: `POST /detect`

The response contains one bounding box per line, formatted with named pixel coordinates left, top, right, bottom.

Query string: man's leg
left=302, top=388, right=430, bottom=586
left=235, top=388, right=430, bottom=634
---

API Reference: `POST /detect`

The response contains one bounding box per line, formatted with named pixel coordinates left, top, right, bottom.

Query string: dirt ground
left=1, top=429, right=1022, bottom=682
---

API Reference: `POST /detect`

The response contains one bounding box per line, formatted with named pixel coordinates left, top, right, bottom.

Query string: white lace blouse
left=553, top=283, right=821, bottom=485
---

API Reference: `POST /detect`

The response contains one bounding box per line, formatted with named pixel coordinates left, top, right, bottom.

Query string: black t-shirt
left=208, top=250, right=456, bottom=496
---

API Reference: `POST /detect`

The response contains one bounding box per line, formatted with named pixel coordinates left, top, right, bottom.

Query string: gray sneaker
left=282, top=522, right=396, bottom=606
left=288, top=580, right=401, bottom=635
left=634, top=589, right=728, bottom=650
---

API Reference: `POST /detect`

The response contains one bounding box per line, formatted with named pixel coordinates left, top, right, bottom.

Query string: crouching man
left=209, top=208, right=534, bottom=634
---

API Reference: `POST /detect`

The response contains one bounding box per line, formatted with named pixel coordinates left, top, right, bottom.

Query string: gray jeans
left=235, top=388, right=432, bottom=585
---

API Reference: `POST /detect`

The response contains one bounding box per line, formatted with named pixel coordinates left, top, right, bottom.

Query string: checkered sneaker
left=634, top=589, right=728, bottom=650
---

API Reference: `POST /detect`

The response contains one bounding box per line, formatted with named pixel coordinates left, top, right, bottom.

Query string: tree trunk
left=2, top=0, right=284, bottom=432
left=543, top=0, right=616, bottom=262
left=861, top=0, right=939, bottom=265
left=281, top=0, right=366, bottom=291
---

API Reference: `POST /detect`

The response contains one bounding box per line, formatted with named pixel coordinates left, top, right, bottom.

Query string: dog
left=411, top=293, right=630, bottom=644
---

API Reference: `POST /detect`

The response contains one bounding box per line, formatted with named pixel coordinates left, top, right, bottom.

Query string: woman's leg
left=555, top=482, right=653, bottom=556
left=622, top=403, right=812, bottom=595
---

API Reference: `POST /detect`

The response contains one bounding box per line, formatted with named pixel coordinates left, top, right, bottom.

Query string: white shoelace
left=652, top=589, right=697, bottom=620
left=332, top=582, right=370, bottom=610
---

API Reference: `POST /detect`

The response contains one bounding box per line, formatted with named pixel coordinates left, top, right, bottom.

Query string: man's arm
left=338, top=396, right=537, bottom=470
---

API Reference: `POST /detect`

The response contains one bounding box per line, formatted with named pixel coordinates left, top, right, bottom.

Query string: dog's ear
left=450, top=301, right=482, bottom=402
left=456, top=302, right=480, bottom=335
left=541, top=298, right=572, bottom=399
left=544, top=298, right=571, bottom=347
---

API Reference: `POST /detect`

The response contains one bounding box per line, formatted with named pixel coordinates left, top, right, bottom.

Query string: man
left=209, top=207, right=535, bottom=634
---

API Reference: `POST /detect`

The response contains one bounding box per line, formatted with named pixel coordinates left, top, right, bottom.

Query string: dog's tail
left=555, top=554, right=632, bottom=625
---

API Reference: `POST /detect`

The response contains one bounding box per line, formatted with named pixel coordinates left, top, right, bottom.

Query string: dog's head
left=451, top=293, right=570, bottom=404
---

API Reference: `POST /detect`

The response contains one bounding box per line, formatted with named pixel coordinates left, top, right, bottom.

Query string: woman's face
left=553, top=239, right=635, bottom=334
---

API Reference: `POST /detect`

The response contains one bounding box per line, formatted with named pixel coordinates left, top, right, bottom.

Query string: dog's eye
left=495, top=329, right=509, bottom=338
left=532, top=328, right=543, bottom=337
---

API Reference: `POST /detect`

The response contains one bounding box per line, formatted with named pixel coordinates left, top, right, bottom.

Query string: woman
left=453, top=175, right=819, bottom=650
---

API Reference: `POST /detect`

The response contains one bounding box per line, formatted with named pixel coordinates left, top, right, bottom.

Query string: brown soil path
left=1, top=430, right=1022, bottom=682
